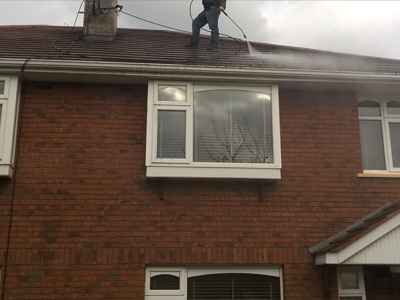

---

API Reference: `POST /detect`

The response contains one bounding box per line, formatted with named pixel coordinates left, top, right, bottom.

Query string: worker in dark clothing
left=187, top=0, right=227, bottom=51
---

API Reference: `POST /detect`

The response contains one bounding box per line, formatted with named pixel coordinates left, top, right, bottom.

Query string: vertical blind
left=187, top=273, right=281, bottom=300
left=194, top=90, right=273, bottom=163
left=157, top=110, right=186, bottom=159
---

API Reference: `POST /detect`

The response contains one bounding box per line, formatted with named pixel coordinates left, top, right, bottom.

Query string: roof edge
left=2, top=58, right=400, bottom=84
left=314, top=211, right=400, bottom=265
left=309, top=202, right=400, bottom=256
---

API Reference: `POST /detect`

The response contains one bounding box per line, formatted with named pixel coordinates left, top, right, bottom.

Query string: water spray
left=219, top=9, right=256, bottom=55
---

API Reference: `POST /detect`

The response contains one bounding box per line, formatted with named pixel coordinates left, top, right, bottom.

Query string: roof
left=309, top=202, right=400, bottom=256
left=1, top=25, right=400, bottom=74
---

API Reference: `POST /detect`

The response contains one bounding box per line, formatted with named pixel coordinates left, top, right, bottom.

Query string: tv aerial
left=98, top=0, right=123, bottom=13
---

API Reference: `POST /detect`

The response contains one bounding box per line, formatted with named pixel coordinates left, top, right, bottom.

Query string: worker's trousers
left=191, top=6, right=221, bottom=47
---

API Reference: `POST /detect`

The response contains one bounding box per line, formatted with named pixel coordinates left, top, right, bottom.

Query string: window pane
left=387, top=100, right=400, bottom=114
left=150, top=274, right=180, bottom=290
left=158, top=85, right=186, bottom=102
left=360, top=120, right=386, bottom=170
left=389, top=123, right=400, bottom=168
left=157, top=110, right=186, bottom=159
left=341, top=271, right=359, bottom=289
left=188, top=273, right=281, bottom=300
left=358, top=100, right=380, bottom=116
left=0, top=81, right=4, bottom=94
left=193, top=90, right=273, bottom=163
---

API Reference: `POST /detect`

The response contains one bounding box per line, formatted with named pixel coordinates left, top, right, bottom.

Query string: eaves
left=1, top=58, right=400, bottom=85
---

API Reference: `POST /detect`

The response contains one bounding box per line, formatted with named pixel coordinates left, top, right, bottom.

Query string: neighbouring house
left=0, top=1, right=400, bottom=300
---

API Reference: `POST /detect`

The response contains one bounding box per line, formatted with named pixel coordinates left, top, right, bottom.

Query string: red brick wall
left=0, top=82, right=399, bottom=300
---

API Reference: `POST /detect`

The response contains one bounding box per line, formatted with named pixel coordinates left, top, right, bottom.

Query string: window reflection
left=389, top=123, right=400, bottom=168
left=359, top=120, right=386, bottom=170
left=387, top=100, right=400, bottom=115
left=358, top=100, right=380, bottom=117
left=159, top=86, right=186, bottom=102
left=194, top=90, right=273, bottom=163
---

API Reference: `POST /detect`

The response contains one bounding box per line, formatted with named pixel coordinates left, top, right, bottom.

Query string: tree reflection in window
left=194, top=90, right=273, bottom=163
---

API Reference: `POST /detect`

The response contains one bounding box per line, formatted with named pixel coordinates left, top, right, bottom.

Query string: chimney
left=83, top=0, right=118, bottom=41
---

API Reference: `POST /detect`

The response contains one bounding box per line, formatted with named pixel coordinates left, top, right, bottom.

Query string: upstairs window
left=0, top=76, right=20, bottom=178
left=358, top=98, right=400, bottom=173
left=146, top=81, right=281, bottom=179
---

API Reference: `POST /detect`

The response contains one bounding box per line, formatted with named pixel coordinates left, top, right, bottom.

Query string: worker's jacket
left=202, top=0, right=227, bottom=11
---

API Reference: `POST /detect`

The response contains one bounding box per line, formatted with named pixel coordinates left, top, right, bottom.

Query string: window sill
left=147, top=166, right=281, bottom=180
left=0, top=164, right=14, bottom=178
left=357, top=173, right=400, bottom=178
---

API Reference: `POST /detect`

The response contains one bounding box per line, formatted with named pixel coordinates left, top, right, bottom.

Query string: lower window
left=145, top=267, right=283, bottom=300
left=337, top=266, right=366, bottom=300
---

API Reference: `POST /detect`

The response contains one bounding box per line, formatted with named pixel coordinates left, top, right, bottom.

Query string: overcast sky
left=1, top=1, right=400, bottom=59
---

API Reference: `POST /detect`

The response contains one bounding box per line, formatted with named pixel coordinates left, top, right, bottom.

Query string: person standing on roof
left=187, top=0, right=227, bottom=51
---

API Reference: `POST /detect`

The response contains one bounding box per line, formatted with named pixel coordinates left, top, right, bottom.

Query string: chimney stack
left=83, top=0, right=118, bottom=41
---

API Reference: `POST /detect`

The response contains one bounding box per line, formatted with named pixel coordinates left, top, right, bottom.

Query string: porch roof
left=309, top=202, right=400, bottom=265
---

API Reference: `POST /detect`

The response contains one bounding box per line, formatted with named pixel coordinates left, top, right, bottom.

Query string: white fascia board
left=2, top=58, right=400, bottom=84
left=315, top=253, right=339, bottom=265
left=315, top=213, right=400, bottom=265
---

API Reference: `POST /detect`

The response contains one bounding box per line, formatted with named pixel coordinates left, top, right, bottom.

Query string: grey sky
left=1, top=1, right=400, bottom=59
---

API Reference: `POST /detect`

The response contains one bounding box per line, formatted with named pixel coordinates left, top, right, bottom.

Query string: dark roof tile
left=1, top=25, right=400, bottom=74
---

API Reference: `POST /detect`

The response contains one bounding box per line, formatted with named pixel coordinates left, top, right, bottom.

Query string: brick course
left=0, top=82, right=399, bottom=299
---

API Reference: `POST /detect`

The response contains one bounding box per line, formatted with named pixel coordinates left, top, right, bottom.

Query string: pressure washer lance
left=220, top=10, right=247, bottom=40
left=209, top=0, right=247, bottom=39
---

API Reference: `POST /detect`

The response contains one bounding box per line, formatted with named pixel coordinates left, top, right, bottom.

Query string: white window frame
left=153, top=106, right=192, bottom=164
left=358, top=97, right=400, bottom=174
left=145, top=267, right=187, bottom=297
left=337, top=266, right=366, bottom=300
left=145, top=266, right=283, bottom=300
left=0, top=99, right=8, bottom=158
left=146, top=80, right=282, bottom=180
left=0, top=76, right=20, bottom=178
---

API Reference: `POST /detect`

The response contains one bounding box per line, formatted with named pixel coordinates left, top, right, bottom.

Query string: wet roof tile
left=1, top=25, right=400, bottom=74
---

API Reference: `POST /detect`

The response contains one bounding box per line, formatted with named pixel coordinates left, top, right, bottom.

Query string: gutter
left=1, top=58, right=400, bottom=84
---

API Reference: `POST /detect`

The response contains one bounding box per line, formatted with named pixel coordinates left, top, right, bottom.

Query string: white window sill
left=0, top=164, right=14, bottom=178
left=358, top=173, right=400, bottom=178
left=147, top=166, right=281, bottom=180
